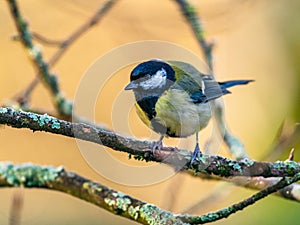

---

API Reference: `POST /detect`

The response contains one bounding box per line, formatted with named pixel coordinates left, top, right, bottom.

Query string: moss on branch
left=1, top=162, right=299, bottom=225
left=0, top=107, right=299, bottom=179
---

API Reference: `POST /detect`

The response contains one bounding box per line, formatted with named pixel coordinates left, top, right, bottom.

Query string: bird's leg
left=152, top=135, right=164, bottom=155
left=190, top=132, right=202, bottom=164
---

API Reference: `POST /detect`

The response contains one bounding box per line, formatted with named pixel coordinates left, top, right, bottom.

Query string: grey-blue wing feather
left=167, top=61, right=223, bottom=103
left=190, top=91, right=208, bottom=103
left=201, top=75, right=225, bottom=101
left=167, top=61, right=252, bottom=104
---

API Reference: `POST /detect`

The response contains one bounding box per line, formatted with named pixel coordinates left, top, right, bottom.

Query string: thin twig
left=161, top=174, right=186, bottom=211
left=32, top=32, right=64, bottom=46
left=6, top=0, right=71, bottom=117
left=13, top=78, right=39, bottom=107
left=174, top=0, right=213, bottom=69
left=9, top=189, right=24, bottom=225
left=184, top=122, right=300, bottom=213
left=7, top=0, right=116, bottom=115
left=264, top=122, right=300, bottom=161
left=48, top=0, right=116, bottom=66
left=179, top=173, right=300, bottom=224
left=213, top=102, right=249, bottom=159
left=183, top=183, right=234, bottom=214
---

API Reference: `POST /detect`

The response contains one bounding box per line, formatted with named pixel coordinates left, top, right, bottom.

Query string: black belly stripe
left=137, top=95, right=181, bottom=137
left=137, top=95, right=159, bottom=120
left=137, top=95, right=174, bottom=136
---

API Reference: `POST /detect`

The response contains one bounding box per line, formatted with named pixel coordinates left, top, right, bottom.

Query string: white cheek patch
left=140, top=68, right=167, bottom=90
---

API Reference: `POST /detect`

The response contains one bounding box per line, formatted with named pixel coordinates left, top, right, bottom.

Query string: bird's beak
left=124, top=81, right=138, bottom=90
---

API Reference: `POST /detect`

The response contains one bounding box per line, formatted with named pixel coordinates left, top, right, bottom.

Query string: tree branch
left=174, top=0, right=213, bottom=69
left=0, top=107, right=299, bottom=179
left=0, top=162, right=185, bottom=225
left=1, top=162, right=299, bottom=225
left=184, top=172, right=300, bottom=214
left=231, top=176, right=300, bottom=201
left=47, top=0, right=117, bottom=67
left=6, top=0, right=72, bottom=117
left=12, top=0, right=116, bottom=109
left=179, top=173, right=300, bottom=224
left=6, top=0, right=117, bottom=117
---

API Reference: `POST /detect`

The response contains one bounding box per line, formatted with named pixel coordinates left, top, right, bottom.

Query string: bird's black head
left=125, top=60, right=175, bottom=92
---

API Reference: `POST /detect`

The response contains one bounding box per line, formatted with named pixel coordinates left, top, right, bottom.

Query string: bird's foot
left=190, top=143, right=202, bottom=165
left=151, top=136, right=164, bottom=156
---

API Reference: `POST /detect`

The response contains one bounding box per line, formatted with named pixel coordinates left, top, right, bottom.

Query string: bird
left=124, top=59, right=252, bottom=164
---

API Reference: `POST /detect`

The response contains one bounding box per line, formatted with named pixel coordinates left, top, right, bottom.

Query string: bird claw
left=151, top=140, right=163, bottom=156
left=190, top=143, right=202, bottom=165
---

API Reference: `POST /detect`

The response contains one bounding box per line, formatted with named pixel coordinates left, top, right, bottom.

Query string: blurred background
left=1, top=0, right=300, bottom=224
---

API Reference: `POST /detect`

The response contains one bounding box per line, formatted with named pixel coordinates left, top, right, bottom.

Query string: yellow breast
left=135, top=89, right=212, bottom=138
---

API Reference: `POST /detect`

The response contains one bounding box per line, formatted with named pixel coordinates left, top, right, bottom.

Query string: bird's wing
left=167, top=61, right=224, bottom=103
left=201, top=75, right=225, bottom=101
left=189, top=90, right=208, bottom=103
left=167, top=61, right=203, bottom=83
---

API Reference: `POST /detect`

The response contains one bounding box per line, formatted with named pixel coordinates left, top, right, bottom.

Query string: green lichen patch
left=116, top=196, right=131, bottom=212
left=139, top=204, right=162, bottom=225
left=0, top=162, right=63, bottom=187
left=240, top=158, right=254, bottom=167
left=28, top=113, right=39, bottom=122
left=284, top=161, right=299, bottom=174
left=104, top=197, right=116, bottom=207
left=110, top=192, right=132, bottom=212
left=30, top=112, right=61, bottom=129
left=201, top=212, right=220, bottom=222
left=38, top=114, right=49, bottom=126
left=128, top=205, right=140, bottom=220
left=139, top=204, right=185, bottom=225
left=0, top=108, right=8, bottom=114
left=82, top=181, right=91, bottom=190
left=51, top=120, right=61, bottom=129
left=228, top=161, right=242, bottom=174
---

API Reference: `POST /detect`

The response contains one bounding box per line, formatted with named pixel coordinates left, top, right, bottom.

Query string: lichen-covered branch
left=1, top=162, right=299, bottom=225
left=184, top=172, right=300, bottom=214
left=47, top=0, right=116, bottom=67
left=6, top=0, right=72, bottom=117
left=0, top=107, right=299, bottom=180
left=213, top=100, right=249, bottom=159
left=8, top=0, right=116, bottom=110
left=179, top=173, right=300, bottom=224
left=0, top=162, right=185, bottom=225
left=174, top=0, right=213, bottom=69
left=185, top=125, right=300, bottom=212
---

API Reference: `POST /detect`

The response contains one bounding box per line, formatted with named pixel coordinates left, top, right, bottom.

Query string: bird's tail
left=218, top=80, right=254, bottom=94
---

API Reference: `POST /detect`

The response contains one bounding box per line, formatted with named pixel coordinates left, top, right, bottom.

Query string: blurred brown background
left=1, top=0, right=300, bottom=224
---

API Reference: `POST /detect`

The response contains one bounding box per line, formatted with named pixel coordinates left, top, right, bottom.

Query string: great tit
left=125, top=59, right=252, bottom=163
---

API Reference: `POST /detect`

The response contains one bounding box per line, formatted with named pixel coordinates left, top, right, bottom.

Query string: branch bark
left=1, top=162, right=299, bottom=225
left=0, top=107, right=299, bottom=179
